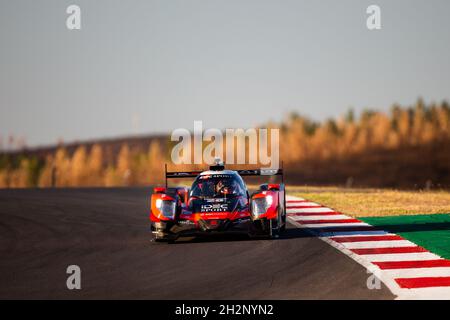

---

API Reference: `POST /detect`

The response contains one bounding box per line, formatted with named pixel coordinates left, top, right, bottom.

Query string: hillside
left=1, top=99, right=449, bottom=189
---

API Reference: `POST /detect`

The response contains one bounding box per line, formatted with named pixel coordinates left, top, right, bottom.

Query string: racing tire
left=268, top=207, right=283, bottom=239
left=280, top=204, right=287, bottom=232
left=268, top=219, right=280, bottom=239
left=280, top=220, right=286, bottom=232
left=153, top=235, right=177, bottom=243
left=151, top=221, right=176, bottom=243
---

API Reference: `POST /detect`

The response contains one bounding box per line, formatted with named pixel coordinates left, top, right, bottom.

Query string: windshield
left=190, top=174, right=246, bottom=198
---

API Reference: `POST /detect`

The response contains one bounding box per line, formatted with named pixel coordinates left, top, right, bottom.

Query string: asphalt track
left=0, top=188, right=394, bottom=299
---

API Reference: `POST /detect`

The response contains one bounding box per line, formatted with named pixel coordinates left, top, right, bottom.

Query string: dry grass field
left=288, top=186, right=450, bottom=217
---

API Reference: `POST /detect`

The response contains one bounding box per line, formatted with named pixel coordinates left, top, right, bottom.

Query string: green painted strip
left=359, top=214, right=450, bottom=260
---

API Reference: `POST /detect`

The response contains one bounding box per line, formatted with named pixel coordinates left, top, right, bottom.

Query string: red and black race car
left=149, top=161, right=286, bottom=242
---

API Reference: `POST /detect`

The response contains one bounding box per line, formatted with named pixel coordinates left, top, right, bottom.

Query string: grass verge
left=288, top=186, right=450, bottom=217
left=360, top=215, right=450, bottom=260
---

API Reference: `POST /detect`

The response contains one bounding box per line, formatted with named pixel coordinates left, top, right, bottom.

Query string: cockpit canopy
left=190, top=173, right=246, bottom=198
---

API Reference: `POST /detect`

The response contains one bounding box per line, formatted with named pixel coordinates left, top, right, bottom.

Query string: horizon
left=1, top=97, right=446, bottom=152
left=1, top=0, right=450, bottom=147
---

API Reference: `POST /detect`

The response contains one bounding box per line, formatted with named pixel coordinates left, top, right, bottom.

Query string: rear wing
left=235, top=168, right=283, bottom=177
left=164, top=163, right=284, bottom=187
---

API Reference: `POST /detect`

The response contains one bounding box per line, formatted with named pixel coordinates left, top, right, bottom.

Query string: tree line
left=0, top=99, right=449, bottom=188
left=281, top=99, right=449, bottom=163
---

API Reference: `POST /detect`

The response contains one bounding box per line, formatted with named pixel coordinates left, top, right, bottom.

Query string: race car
left=149, top=161, right=286, bottom=242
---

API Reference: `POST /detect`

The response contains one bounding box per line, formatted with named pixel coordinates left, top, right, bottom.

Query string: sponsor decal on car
left=205, top=198, right=225, bottom=203
left=201, top=203, right=228, bottom=212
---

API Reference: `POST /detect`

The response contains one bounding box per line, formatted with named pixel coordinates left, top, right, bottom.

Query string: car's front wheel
left=280, top=205, right=287, bottom=232
left=268, top=206, right=284, bottom=239
left=151, top=222, right=177, bottom=243
left=268, top=219, right=279, bottom=238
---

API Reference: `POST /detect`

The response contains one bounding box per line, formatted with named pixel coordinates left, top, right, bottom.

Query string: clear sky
left=1, top=0, right=450, bottom=147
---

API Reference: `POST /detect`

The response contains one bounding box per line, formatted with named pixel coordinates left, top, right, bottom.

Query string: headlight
left=252, top=196, right=273, bottom=217
left=159, top=200, right=176, bottom=219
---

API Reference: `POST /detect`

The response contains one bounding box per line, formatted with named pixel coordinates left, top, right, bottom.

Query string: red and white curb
left=286, top=195, right=450, bottom=300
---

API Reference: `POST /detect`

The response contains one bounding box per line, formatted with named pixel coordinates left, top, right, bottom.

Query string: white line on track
left=319, top=231, right=389, bottom=237
left=329, top=233, right=397, bottom=238
left=382, top=267, right=450, bottom=279
left=299, top=222, right=370, bottom=228
left=286, top=196, right=305, bottom=201
left=340, top=240, right=417, bottom=249
left=319, top=230, right=389, bottom=237
left=291, top=214, right=351, bottom=221
left=286, top=202, right=321, bottom=207
left=363, top=252, right=441, bottom=262
left=395, top=287, right=450, bottom=300
left=287, top=207, right=335, bottom=213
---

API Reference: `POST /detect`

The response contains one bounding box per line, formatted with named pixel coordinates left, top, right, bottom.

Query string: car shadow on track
left=152, top=223, right=313, bottom=245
